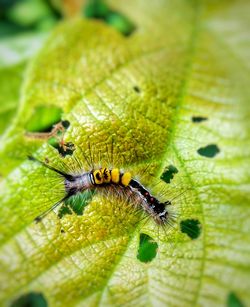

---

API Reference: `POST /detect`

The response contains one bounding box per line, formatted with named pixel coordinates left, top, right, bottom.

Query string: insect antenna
left=34, top=194, right=71, bottom=223
left=28, top=155, right=74, bottom=181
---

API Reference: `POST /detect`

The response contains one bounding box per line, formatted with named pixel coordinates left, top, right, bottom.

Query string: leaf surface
left=0, top=32, right=47, bottom=154
left=0, top=1, right=249, bottom=306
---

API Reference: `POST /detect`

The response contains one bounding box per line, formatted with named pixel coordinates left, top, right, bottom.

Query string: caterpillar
left=28, top=156, right=173, bottom=226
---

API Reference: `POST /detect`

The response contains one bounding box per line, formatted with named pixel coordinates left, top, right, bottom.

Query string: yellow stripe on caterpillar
left=92, top=168, right=131, bottom=187
left=111, top=168, right=120, bottom=183
left=121, top=172, right=132, bottom=186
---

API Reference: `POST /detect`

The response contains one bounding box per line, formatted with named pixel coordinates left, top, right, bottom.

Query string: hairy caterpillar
left=28, top=155, right=173, bottom=226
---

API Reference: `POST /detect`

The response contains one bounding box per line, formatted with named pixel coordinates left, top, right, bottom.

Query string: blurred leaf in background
left=0, top=0, right=61, bottom=140
left=0, top=0, right=61, bottom=37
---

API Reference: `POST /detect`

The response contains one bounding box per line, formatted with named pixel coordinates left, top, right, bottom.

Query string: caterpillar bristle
left=28, top=143, right=185, bottom=237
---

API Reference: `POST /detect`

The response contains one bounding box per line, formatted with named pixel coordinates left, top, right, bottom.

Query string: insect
left=26, top=120, right=75, bottom=157
left=26, top=120, right=69, bottom=141
left=28, top=155, right=173, bottom=225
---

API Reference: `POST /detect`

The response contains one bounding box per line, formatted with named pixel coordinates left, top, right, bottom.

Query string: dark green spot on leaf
left=48, top=138, right=75, bottom=157
left=160, top=164, right=178, bottom=183
left=10, top=292, right=47, bottom=307
left=133, top=86, right=141, bottom=93
left=227, top=292, right=245, bottom=307
left=137, top=233, right=158, bottom=263
left=192, top=116, right=208, bottom=123
left=180, top=219, right=201, bottom=239
left=197, top=144, right=220, bottom=158
left=61, top=120, right=70, bottom=129
left=58, top=190, right=95, bottom=218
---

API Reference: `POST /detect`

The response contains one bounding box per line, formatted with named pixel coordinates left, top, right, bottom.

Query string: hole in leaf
left=58, top=191, right=95, bottom=218
left=10, top=292, right=47, bottom=307
left=137, top=233, right=158, bottom=263
left=84, top=0, right=136, bottom=36
left=61, top=120, right=70, bottom=129
left=133, top=86, right=141, bottom=93
left=106, top=12, right=136, bottom=36
left=180, top=219, right=201, bottom=240
left=192, top=116, right=208, bottom=123
left=227, top=292, right=244, bottom=307
left=25, top=105, right=63, bottom=133
left=48, top=138, right=75, bottom=157
left=197, top=144, right=220, bottom=158
left=160, top=165, right=178, bottom=183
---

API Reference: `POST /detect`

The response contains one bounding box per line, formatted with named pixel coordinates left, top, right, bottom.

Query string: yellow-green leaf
left=0, top=32, right=47, bottom=143
left=0, top=1, right=249, bottom=306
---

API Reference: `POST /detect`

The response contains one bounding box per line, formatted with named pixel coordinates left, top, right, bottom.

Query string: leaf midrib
left=158, top=3, right=206, bottom=306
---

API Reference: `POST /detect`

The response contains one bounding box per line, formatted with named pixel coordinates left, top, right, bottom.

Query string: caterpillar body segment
left=63, top=168, right=133, bottom=200
left=111, top=168, right=119, bottom=184
left=64, top=168, right=131, bottom=194
left=121, top=172, right=132, bottom=187
left=129, top=179, right=171, bottom=225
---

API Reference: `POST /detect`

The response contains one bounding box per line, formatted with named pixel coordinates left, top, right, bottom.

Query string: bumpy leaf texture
left=0, top=0, right=249, bottom=306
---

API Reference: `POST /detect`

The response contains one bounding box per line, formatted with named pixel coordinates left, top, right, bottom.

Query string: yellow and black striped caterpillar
left=29, top=156, right=172, bottom=225
left=91, top=168, right=132, bottom=186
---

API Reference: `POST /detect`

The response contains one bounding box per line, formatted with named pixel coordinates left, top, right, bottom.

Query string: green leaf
left=0, top=32, right=47, bottom=139
left=6, top=0, right=53, bottom=27
left=0, top=0, right=250, bottom=306
left=0, top=62, right=25, bottom=136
